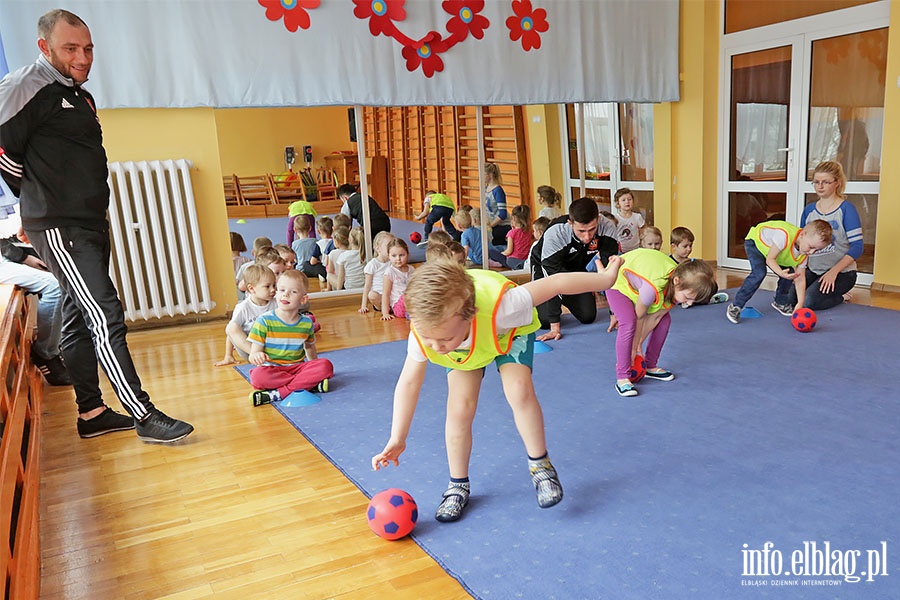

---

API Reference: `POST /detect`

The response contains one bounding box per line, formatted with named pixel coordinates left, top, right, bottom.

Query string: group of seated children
left=221, top=233, right=332, bottom=404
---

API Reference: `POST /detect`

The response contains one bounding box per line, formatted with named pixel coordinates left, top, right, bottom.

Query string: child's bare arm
left=305, top=339, right=318, bottom=360
left=248, top=342, right=269, bottom=366
left=502, top=238, right=514, bottom=257
left=359, top=273, right=373, bottom=313
left=766, top=246, right=800, bottom=280
left=381, top=275, right=395, bottom=320
left=522, top=255, right=622, bottom=306
left=225, top=321, right=253, bottom=355
left=214, top=336, right=238, bottom=366
left=372, top=356, right=427, bottom=469
left=794, top=267, right=808, bottom=308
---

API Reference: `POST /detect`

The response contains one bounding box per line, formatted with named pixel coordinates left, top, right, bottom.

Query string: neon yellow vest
left=288, top=200, right=318, bottom=218
left=412, top=270, right=540, bottom=370
left=428, top=193, right=455, bottom=211
left=611, top=248, right=676, bottom=314
left=746, top=221, right=805, bottom=267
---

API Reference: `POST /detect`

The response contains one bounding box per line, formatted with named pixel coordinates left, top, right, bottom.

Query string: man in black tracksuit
left=0, top=9, right=193, bottom=442
left=530, top=197, right=620, bottom=341
left=337, top=183, right=392, bottom=240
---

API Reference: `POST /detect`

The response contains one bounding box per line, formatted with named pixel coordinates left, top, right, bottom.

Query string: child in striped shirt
left=247, top=270, right=334, bottom=405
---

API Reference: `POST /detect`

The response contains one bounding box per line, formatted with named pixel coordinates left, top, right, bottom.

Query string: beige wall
left=873, top=0, right=900, bottom=289
left=99, top=108, right=236, bottom=317
left=215, top=106, right=352, bottom=176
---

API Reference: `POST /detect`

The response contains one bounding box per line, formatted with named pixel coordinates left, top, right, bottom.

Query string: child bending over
left=248, top=270, right=333, bottom=405
left=215, top=265, right=276, bottom=366
left=371, top=256, right=624, bottom=522
left=726, top=220, right=832, bottom=324
left=414, top=190, right=459, bottom=244
left=606, top=249, right=718, bottom=397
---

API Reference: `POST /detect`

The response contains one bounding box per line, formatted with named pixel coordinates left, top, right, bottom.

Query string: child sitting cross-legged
left=214, top=264, right=277, bottom=367
left=248, top=270, right=334, bottom=405
left=371, top=255, right=623, bottom=522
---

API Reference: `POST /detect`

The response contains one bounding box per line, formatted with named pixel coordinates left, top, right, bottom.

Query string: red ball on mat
left=367, top=488, right=418, bottom=541
left=628, top=355, right=647, bottom=383
left=791, top=308, right=817, bottom=332
left=409, top=231, right=422, bottom=244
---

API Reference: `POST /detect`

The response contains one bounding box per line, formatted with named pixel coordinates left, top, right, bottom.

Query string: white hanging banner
left=0, top=0, right=679, bottom=109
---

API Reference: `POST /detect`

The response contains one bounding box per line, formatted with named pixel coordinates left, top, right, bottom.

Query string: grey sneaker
left=435, top=484, right=470, bottom=522
left=136, top=409, right=194, bottom=443
left=529, top=457, right=563, bottom=508
left=710, top=292, right=729, bottom=304
left=77, top=407, right=135, bottom=438
left=771, top=301, right=794, bottom=317
left=726, top=303, right=741, bottom=324
left=416, top=239, right=429, bottom=248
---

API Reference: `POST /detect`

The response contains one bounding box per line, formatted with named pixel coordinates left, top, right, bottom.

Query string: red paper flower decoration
left=402, top=32, right=447, bottom=77
left=353, top=0, right=408, bottom=38
left=443, top=0, right=490, bottom=41
left=259, top=0, right=321, bottom=33
left=506, top=0, right=548, bottom=51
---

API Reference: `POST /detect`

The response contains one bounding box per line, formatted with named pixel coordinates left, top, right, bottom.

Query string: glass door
left=560, top=103, right=655, bottom=225
left=719, top=6, right=888, bottom=286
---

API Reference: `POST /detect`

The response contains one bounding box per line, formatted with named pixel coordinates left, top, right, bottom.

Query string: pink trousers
left=250, top=358, right=334, bottom=397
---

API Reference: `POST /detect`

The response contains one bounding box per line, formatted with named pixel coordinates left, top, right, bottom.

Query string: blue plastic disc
left=533, top=340, right=553, bottom=353
left=279, top=390, right=322, bottom=407
left=741, top=306, right=763, bottom=319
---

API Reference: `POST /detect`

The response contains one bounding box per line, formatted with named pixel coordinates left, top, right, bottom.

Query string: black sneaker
left=77, top=407, right=135, bottom=438
left=32, top=352, right=72, bottom=386
left=313, top=378, right=329, bottom=393
left=135, top=409, right=194, bottom=443
left=250, top=389, right=280, bottom=406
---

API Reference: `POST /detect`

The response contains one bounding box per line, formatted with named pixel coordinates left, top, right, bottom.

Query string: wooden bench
left=0, top=285, right=41, bottom=600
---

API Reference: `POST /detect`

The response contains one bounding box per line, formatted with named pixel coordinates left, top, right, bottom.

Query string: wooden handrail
left=0, top=285, right=41, bottom=600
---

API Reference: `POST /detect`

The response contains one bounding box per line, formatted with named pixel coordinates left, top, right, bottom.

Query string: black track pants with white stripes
left=27, top=225, right=154, bottom=419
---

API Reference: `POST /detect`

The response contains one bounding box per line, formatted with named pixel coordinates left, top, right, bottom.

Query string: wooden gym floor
left=38, top=269, right=899, bottom=599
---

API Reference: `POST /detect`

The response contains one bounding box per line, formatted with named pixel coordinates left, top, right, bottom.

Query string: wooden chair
left=222, top=175, right=244, bottom=206
left=267, top=172, right=308, bottom=205
left=234, top=175, right=275, bottom=205
left=316, top=168, right=338, bottom=204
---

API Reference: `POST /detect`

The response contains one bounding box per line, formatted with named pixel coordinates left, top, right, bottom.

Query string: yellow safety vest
left=412, top=270, right=540, bottom=370
left=611, top=248, right=676, bottom=314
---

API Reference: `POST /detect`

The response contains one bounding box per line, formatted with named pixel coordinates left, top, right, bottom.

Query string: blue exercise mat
left=247, top=299, right=900, bottom=599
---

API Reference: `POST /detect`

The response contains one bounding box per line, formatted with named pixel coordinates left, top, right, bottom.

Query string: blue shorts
left=446, top=332, right=536, bottom=374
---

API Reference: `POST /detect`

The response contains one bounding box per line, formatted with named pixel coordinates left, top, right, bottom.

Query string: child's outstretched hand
left=594, top=254, right=623, bottom=289
left=381, top=313, right=395, bottom=321
left=372, top=439, right=406, bottom=470
left=358, top=305, right=370, bottom=314
left=214, top=356, right=238, bottom=367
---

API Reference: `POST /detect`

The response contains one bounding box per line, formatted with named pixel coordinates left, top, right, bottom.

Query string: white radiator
left=106, top=159, right=215, bottom=322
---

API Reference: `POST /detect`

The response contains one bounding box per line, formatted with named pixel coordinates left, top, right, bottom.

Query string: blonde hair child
left=639, top=226, right=663, bottom=251
left=214, top=265, right=277, bottom=367
left=359, top=231, right=396, bottom=314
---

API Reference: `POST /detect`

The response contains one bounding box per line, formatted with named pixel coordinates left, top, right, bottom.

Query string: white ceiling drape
left=0, top=0, right=680, bottom=109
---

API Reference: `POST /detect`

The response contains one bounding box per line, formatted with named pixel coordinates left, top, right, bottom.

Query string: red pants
left=249, top=358, right=334, bottom=397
